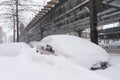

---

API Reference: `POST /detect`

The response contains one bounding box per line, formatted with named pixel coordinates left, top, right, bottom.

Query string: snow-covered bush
left=38, top=35, right=110, bottom=69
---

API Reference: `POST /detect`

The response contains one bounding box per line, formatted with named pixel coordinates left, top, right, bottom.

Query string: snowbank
left=110, top=41, right=120, bottom=46
left=0, top=43, right=111, bottom=80
left=38, top=35, right=110, bottom=69
left=109, top=41, right=120, bottom=49
left=0, top=43, right=22, bottom=57
left=29, top=41, right=39, bottom=48
left=95, top=53, right=120, bottom=80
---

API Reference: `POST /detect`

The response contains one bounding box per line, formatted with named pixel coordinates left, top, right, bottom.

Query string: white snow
left=95, top=53, right=120, bottom=80
left=99, top=40, right=120, bottom=49
left=0, top=43, right=22, bottom=57
left=108, top=41, right=120, bottom=49
left=29, top=41, right=39, bottom=48
left=110, top=41, right=120, bottom=46
left=0, top=43, right=111, bottom=80
left=38, top=35, right=110, bottom=68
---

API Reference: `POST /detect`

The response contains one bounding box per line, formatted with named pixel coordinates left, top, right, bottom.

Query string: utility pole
left=16, top=0, right=19, bottom=42
left=12, top=6, right=16, bottom=42
left=89, top=0, right=98, bottom=44
left=13, top=14, right=16, bottom=42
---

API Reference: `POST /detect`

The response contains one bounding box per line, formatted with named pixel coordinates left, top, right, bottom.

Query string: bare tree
left=0, top=0, right=45, bottom=42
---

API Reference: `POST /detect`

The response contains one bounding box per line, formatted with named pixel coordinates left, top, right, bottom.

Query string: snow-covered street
left=0, top=0, right=120, bottom=80
left=0, top=42, right=120, bottom=80
left=0, top=35, right=119, bottom=80
left=0, top=43, right=111, bottom=80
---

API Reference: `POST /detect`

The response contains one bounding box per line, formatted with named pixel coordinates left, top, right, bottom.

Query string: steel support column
left=89, top=0, right=98, bottom=44
left=16, top=0, right=19, bottom=42
left=40, top=28, right=44, bottom=39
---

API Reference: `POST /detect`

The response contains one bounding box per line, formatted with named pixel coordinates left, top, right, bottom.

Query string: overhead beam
left=42, top=8, right=50, bottom=11
left=41, top=9, right=47, bottom=13
left=45, top=4, right=54, bottom=8
left=101, top=11, right=120, bottom=19
left=54, top=0, right=89, bottom=20
left=98, top=8, right=116, bottom=16
left=47, top=0, right=59, bottom=4
left=102, top=2, right=120, bottom=10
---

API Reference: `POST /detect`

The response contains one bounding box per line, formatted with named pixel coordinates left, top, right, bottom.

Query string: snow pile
left=0, top=43, right=22, bottom=57
left=99, top=43, right=109, bottom=49
left=110, top=53, right=120, bottom=66
left=38, top=35, right=110, bottom=69
left=0, top=43, right=111, bottom=80
left=95, top=53, right=120, bottom=80
left=110, top=41, right=120, bottom=46
left=108, top=41, right=120, bottom=49
left=29, top=41, right=39, bottom=47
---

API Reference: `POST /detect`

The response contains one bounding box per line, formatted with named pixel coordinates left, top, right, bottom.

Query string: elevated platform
left=20, top=0, right=120, bottom=43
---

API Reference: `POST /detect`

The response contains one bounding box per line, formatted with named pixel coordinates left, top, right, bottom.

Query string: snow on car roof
left=39, top=35, right=110, bottom=68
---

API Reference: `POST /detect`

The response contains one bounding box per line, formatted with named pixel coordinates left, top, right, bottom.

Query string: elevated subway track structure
left=20, top=0, right=120, bottom=43
left=99, top=26, right=120, bottom=40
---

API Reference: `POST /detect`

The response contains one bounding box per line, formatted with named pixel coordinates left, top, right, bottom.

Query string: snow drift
left=0, top=43, right=22, bottom=57
left=0, top=43, right=111, bottom=80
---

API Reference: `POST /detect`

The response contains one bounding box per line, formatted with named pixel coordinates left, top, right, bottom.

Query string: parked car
left=108, top=41, right=120, bottom=49
left=37, top=35, right=110, bottom=69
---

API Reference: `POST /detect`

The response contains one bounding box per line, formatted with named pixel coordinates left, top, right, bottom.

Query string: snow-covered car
left=107, top=41, right=120, bottom=49
left=37, top=35, right=111, bottom=69
left=99, top=43, right=109, bottom=49
left=0, top=43, right=111, bottom=80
